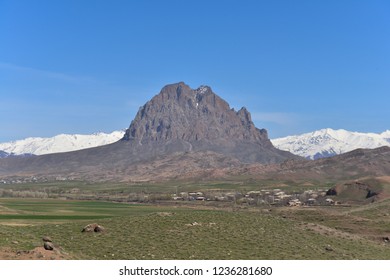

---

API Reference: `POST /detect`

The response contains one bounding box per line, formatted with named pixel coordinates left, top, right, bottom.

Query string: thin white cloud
left=251, top=112, right=299, bottom=125
left=0, top=61, right=92, bottom=83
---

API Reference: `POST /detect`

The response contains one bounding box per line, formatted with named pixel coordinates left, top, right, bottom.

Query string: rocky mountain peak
left=118, top=82, right=300, bottom=164
left=237, top=107, right=252, bottom=124
left=123, top=82, right=268, bottom=144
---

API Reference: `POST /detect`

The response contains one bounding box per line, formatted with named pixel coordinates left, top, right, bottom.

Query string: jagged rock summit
left=121, top=82, right=297, bottom=163
left=124, top=82, right=268, bottom=144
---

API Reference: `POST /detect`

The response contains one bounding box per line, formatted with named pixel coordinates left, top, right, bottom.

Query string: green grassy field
left=1, top=198, right=390, bottom=259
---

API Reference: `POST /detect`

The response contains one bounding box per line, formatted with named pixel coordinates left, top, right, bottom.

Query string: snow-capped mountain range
left=0, top=130, right=125, bottom=157
left=271, top=128, right=390, bottom=159
left=1, top=128, right=389, bottom=160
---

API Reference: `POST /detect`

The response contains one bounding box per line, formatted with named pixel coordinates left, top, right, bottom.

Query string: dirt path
left=299, top=222, right=363, bottom=241
left=0, top=204, right=20, bottom=215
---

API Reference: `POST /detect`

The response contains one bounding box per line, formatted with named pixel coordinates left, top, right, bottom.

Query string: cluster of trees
left=0, top=189, right=52, bottom=198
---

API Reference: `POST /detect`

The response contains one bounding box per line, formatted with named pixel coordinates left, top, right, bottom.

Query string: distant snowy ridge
left=2, top=128, right=390, bottom=160
left=271, top=128, right=390, bottom=160
left=0, top=130, right=125, bottom=156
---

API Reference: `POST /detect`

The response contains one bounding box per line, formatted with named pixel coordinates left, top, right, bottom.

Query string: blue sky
left=1, top=0, right=389, bottom=142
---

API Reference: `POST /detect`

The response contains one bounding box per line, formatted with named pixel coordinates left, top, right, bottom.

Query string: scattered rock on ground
left=42, top=236, right=52, bottom=242
left=82, top=223, right=105, bottom=233
left=325, top=244, right=333, bottom=251
left=43, top=242, right=54, bottom=251
left=186, top=222, right=202, bottom=227
left=94, top=225, right=105, bottom=232
left=157, top=212, right=174, bottom=217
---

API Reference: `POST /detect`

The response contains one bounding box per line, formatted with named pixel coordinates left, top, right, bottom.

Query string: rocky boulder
left=43, top=242, right=54, bottom=251
left=82, top=223, right=105, bottom=233
left=42, top=236, right=52, bottom=242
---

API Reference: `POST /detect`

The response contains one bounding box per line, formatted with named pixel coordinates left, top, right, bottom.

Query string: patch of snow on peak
left=197, top=85, right=209, bottom=94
